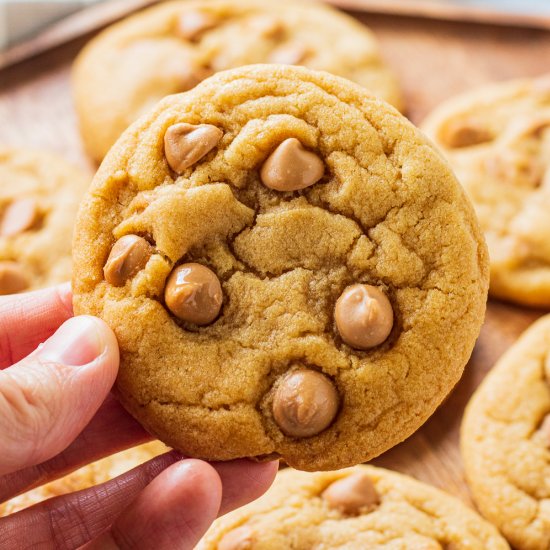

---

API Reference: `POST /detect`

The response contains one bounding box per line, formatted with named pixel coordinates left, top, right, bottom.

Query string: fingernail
left=38, top=316, right=105, bottom=367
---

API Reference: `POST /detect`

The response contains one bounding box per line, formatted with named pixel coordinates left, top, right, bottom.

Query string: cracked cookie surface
left=72, top=64, right=488, bottom=470
left=0, top=441, right=166, bottom=516
left=423, top=75, right=550, bottom=306
left=72, top=0, right=402, bottom=162
left=0, top=148, right=89, bottom=294
left=198, top=466, right=509, bottom=549
left=461, top=315, right=550, bottom=550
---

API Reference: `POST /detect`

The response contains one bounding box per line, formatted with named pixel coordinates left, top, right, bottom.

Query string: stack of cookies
left=2, top=0, right=548, bottom=548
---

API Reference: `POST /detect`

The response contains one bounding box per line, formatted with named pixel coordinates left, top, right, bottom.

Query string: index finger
left=0, top=283, right=73, bottom=368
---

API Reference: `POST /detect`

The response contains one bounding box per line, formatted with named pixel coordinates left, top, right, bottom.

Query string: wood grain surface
left=0, top=7, right=548, bottom=509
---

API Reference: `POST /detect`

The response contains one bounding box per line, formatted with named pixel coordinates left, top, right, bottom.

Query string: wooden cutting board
left=0, top=6, right=549, bottom=508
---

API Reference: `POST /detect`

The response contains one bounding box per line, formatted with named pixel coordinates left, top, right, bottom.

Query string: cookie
left=72, top=64, right=489, bottom=471
left=461, top=315, right=550, bottom=550
left=422, top=75, right=550, bottom=307
left=198, top=465, right=509, bottom=549
left=72, top=0, right=402, bottom=162
left=0, top=441, right=166, bottom=516
left=0, top=148, right=89, bottom=294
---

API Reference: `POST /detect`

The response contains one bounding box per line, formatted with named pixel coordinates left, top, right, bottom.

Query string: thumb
left=0, top=315, right=119, bottom=476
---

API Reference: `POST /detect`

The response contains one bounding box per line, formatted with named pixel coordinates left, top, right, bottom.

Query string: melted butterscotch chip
left=0, top=261, right=29, bottom=295
left=322, top=472, right=380, bottom=515
left=268, top=42, right=310, bottom=65
left=440, top=120, right=493, bottom=149
left=164, top=123, right=223, bottom=174
left=335, top=284, right=393, bottom=350
left=175, top=64, right=213, bottom=93
left=537, top=413, right=550, bottom=447
left=272, top=368, right=339, bottom=438
left=164, top=263, right=222, bottom=325
left=175, top=10, right=218, bottom=41
left=247, top=15, right=284, bottom=39
left=104, top=235, right=152, bottom=287
left=260, top=138, right=324, bottom=191
left=218, top=526, right=255, bottom=550
left=0, top=198, right=39, bottom=238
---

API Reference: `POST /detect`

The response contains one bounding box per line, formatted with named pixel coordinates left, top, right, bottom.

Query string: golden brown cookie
left=72, top=64, right=488, bottom=471
left=0, top=442, right=166, bottom=516
left=0, top=148, right=89, bottom=294
left=72, top=0, right=402, bottom=162
left=461, top=314, right=550, bottom=550
left=198, top=466, right=509, bottom=549
left=423, top=75, right=550, bottom=307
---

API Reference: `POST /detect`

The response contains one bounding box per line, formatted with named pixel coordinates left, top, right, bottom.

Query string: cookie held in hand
left=73, top=65, right=488, bottom=471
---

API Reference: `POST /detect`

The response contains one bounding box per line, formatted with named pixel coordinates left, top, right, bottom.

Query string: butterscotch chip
left=164, top=263, right=222, bottom=325
left=164, top=123, right=223, bottom=174
left=176, top=10, right=218, bottom=41
left=0, top=261, right=29, bottom=295
left=0, top=148, right=88, bottom=292
left=247, top=15, right=284, bottom=39
left=73, top=65, right=488, bottom=471
left=73, top=0, right=403, bottom=163
left=0, top=198, right=39, bottom=238
left=335, top=284, right=393, bottom=349
left=423, top=75, right=550, bottom=306
left=217, top=526, right=254, bottom=550
left=321, top=472, right=379, bottom=515
left=439, top=120, right=494, bottom=149
left=260, top=138, right=324, bottom=191
left=272, top=369, right=339, bottom=438
left=175, top=64, right=213, bottom=93
left=104, top=235, right=152, bottom=286
left=198, top=467, right=508, bottom=549
left=538, top=413, right=550, bottom=446
left=268, top=43, right=309, bottom=65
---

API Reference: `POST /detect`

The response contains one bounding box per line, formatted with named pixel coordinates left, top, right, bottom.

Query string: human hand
left=0, top=284, right=278, bottom=549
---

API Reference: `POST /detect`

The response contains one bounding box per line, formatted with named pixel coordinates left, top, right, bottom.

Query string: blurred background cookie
left=461, top=314, right=550, bottom=550
left=199, top=465, right=509, bottom=549
left=423, top=75, right=550, bottom=307
left=72, top=0, right=402, bottom=163
left=0, top=148, right=89, bottom=294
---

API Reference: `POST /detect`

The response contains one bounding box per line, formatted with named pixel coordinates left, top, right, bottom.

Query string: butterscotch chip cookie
left=198, top=466, right=509, bottom=549
left=461, top=315, right=550, bottom=550
left=423, top=75, right=550, bottom=307
left=72, top=64, right=488, bottom=471
left=72, top=0, right=402, bottom=163
left=0, top=442, right=166, bottom=516
left=0, top=148, right=89, bottom=294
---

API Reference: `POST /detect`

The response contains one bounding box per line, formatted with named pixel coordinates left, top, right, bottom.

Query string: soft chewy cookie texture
left=423, top=75, right=550, bottom=307
left=73, top=65, right=489, bottom=471
left=72, top=0, right=402, bottom=162
left=0, top=442, right=166, bottom=516
left=198, top=466, right=509, bottom=549
left=0, top=148, right=89, bottom=294
left=462, top=315, right=550, bottom=550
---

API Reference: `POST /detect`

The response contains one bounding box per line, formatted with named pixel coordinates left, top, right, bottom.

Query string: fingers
left=0, top=283, right=73, bottom=369
left=213, top=458, right=278, bottom=516
left=88, top=459, right=223, bottom=550
left=0, top=395, right=150, bottom=503
left=0, top=451, right=181, bottom=550
left=0, top=315, right=119, bottom=476
left=0, top=454, right=278, bottom=550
